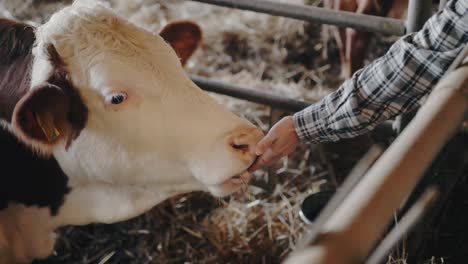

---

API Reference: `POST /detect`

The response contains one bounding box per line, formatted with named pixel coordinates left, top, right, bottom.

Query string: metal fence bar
left=406, top=0, right=433, bottom=36
left=190, top=74, right=311, bottom=112
left=394, top=0, right=433, bottom=133
left=189, top=0, right=406, bottom=35
left=439, top=0, right=448, bottom=11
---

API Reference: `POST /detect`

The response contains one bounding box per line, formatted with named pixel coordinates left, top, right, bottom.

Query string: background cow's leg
left=321, top=0, right=334, bottom=59
left=345, top=28, right=371, bottom=77
left=333, top=0, right=358, bottom=78
left=387, top=0, right=409, bottom=19
left=346, top=0, right=408, bottom=77
left=345, top=0, right=380, bottom=78
left=349, top=0, right=375, bottom=76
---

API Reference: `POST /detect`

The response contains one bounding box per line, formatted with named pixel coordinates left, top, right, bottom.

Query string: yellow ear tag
left=34, top=112, right=61, bottom=142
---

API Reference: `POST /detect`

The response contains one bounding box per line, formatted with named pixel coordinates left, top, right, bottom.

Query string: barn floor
left=1, top=0, right=467, bottom=263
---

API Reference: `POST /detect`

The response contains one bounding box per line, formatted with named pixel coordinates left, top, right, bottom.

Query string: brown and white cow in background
left=0, top=0, right=263, bottom=262
left=326, top=0, right=409, bottom=78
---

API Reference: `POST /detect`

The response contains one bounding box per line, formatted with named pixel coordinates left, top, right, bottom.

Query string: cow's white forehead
left=31, top=0, right=178, bottom=87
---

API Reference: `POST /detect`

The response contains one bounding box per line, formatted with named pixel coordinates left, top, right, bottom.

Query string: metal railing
left=190, top=75, right=310, bottom=112
left=190, top=0, right=406, bottom=35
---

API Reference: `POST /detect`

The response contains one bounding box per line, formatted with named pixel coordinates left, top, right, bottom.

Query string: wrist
left=291, top=113, right=307, bottom=141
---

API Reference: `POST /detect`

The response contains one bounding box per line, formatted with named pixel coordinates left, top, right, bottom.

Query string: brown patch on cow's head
left=0, top=19, right=35, bottom=64
left=159, top=21, right=202, bottom=66
left=0, top=19, right=35, bottom=122
left=12, top=44, right=88, bottom=155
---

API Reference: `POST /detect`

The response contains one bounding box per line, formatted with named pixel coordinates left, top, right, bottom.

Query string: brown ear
left=159, top=20, right=202, bottom=66
left=12, top=81, right=88, bottom=154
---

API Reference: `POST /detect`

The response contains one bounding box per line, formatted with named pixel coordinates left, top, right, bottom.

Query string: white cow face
left=12, top=1, right=263, bottom=201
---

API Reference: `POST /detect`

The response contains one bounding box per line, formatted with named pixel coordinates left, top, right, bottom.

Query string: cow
left=326, top=0, right=409, bottom=78
left=0, top=1, right=263, bottom=263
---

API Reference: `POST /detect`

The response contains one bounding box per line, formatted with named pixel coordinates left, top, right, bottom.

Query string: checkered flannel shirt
left=293, top=0, right=468, bottom=143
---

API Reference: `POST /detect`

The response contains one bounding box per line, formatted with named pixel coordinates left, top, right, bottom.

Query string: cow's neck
left=0, top=125, right=70, bottom=216
left=0, top=18, right=73, bottom=219
left=0, top=19, right=35, bottom=122
left=0, top=52, right=33, bottom=122
left=0, top=125, right=70, bottom=262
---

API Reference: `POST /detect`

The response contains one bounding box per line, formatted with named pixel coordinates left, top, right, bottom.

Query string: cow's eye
left=106, top=92, right=127, bottom=105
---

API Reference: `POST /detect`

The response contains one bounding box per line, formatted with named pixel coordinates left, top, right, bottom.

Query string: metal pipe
left=284, top=61, right=468, bottom=264
left=189, top=0, right=406, bottom=35
left=190, top=74, right=311, bottom=112
left=406, top=0, right=434, bottom=37
left=439, top=0, right=448, bottom=11
left=395, top=0, right=434, bottom=133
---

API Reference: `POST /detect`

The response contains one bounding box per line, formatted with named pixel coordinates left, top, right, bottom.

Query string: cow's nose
left=228, top=126, right=264, bottom=162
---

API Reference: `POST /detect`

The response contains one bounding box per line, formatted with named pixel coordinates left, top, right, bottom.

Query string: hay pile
left=1, top=0, right=412, bottom=263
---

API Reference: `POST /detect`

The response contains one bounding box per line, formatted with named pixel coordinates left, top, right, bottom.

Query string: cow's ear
left=159, top=21, right=202, bottom=66
left=12, top=81, right=87, bottom=154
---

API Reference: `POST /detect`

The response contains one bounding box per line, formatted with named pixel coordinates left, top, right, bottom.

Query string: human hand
left=248, top=116, right=300, bottom=172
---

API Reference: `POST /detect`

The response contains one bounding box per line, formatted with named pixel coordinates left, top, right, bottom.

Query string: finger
left=255, top=131, right=277, bottom=156
left=247, top=158, right=262, bottom=172
left=260, top=148, right=276, bottom=165
left=249, top=154, right=283, bottom=172
left=248, top=148, right=277, bottom=172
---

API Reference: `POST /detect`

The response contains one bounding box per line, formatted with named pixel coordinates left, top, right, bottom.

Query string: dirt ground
left=1, top=0, right=466, bottom=263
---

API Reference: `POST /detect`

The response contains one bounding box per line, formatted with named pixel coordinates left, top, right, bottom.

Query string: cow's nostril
left=231, top=143, right=250, bottom=153
left=229, top=127, right=263, bottom=156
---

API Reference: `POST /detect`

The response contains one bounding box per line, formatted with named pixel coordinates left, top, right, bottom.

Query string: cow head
left=8, top=0, right=262, bottom=216
left=0, top=1, right=266, bottom=262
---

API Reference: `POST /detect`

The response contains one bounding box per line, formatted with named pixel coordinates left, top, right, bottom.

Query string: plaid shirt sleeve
left=293, top=0, right=468, bottom=143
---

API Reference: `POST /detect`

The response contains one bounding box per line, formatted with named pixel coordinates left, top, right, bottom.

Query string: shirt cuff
left=292, top=103, right=340, bottom=144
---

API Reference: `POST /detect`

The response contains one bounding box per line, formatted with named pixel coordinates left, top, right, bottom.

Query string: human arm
left=250, top=0, right=468, bottom=171
left=294, top=0, right=468, bottom=143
